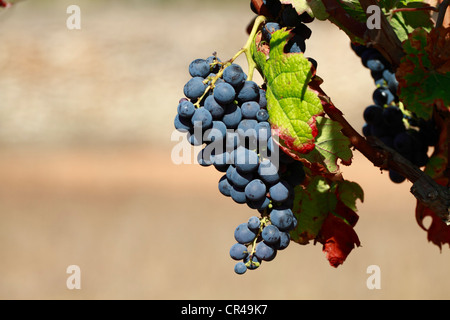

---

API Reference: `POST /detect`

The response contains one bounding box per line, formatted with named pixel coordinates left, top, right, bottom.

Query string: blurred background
left=0, top=0, right=448, bottom=300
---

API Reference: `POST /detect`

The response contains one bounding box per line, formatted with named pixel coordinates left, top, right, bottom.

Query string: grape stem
left=224, top=15, right=266, bottom=81
left=249, top=216, right=270, bottom=258
left=192, top=16, right=266, bottom=109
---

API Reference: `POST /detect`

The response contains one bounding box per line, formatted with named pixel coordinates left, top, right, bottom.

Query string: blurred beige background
left=0, top=0, right=448, bottom=300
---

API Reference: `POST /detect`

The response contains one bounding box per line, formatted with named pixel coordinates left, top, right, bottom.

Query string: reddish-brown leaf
left=425, top=26, right=450, bottom=74
left=416, top=201, right=450, bottom=250
left=318, top=213, right=361, bottom=267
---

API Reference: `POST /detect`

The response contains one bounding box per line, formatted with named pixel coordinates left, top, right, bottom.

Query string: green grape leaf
left=252, top=28, right=324, bottom=155
left=280, top=0, right=310, bottom=14
left=382, top=0, right=434, bottom=42
left=290, top=176, right=362, bottom=266
left=290, top=176, right=337, bottom=244
left=396, top=28, right=450, bottom=120
left=424, top=154, right=447, bottom=181
left=280, top=0, right=329, bottom=20
left=338, top=0, right=367, bottom=23
left=301, top=116, right=353, bottom=173
left=331, top=180, right=364, bottom=213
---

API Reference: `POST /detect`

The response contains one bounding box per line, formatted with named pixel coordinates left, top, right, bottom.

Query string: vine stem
left=391, top=6, right=438, bottom=14
left=193, top=16, right=266, bottom=109
left=436, top=0, right=450, bottom=28
left=315, top=86, right=450, bottom=223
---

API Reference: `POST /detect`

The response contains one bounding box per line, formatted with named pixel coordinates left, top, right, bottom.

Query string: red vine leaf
left=318, top=213, right=361, bottom=267
left=416, top=201, right=450, bottom=250
left=396, top=28, right=450, bottom=119
left=425, top=26, right=450, bottom=74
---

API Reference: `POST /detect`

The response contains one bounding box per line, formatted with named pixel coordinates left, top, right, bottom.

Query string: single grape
left=361, top=49, right=380, bottom=67
left=237, top=119, right=258, bottom=148
left=234, top=223, right=257, bottom=244
left=262, top=22, right=281, bottom=42
left=363, top=105, right=383, bottom=125
left=229, top=166, right=254, bottom=188
left=177, top=100, right=195, bottom=119
left=373, top=87, right=394, bottom=106
left=255, top=241, right=277, bottom=261
left=204, top=95, right=225, bottom=119
left=248, top=196, right=270, bottom=210
left=183, top=77, right=207, bottom=100
left=223, top=64, right=246, bottom=87
left=191, top=107, right=213, bottom=130
left=234, top=147, right=260, bottom=173
left=225, top=131, right=240, bottom=152
left=247, top=216, right=261, bottom=231
left=237, top=119, right=258, bottom=133
left=222, top=104, right=242, bottom=129
left=389, top=169, right=406, bottom=183
left=383, top=106, right=403, bottom=127
left=231, top=186, right=247, bottom=204
left=261, top=225, right=280, bottom=245
left=204, top=120, right=227, bottom=143
left=275, top=232, right=291, bottom=250
left=237, top=81, right=260, bottom=103
left=382, top=69, right=395, bottom=83
left=230, top=243, right=249, bottom=260
left=256, top=109, right=269, bottom=122
left=255, top=121, right=271, bottom=141
left=366, top=58, right=385, bottom=72
left=241, top=101, right=261, bottom=119
left=189, top=59, right=211, bottom=78
left=197, top=148, right=213, bottom=167
left=219, top=175, right=232, bottom=197
left=213, top=152, right=231, bottom=172
left=245, top=179, right=267, bottom=201
left=258, top=89, right=267, bottom=108
left=362, top=123, right=372, bottom=137
left=258, top=159, right=280, bottom=185
left=285, top=34, right=306, bottom=53
left=234, top=262, right=247, bottom=275
left=269, top=181, right=291, bottom=202
left=270, top=208, right=294, bottom=231
left=214, top=82, right=236, bottom=105
left=174, top=114, right=193, bottom=133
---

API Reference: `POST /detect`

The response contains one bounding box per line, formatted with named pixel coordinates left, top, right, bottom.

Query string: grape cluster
left=252, top=0, right=315, bottom=57
left=351, top=43, right=438, bottom=183
left=174, top=0, right=318, bottom=274
left=231, top=210, right=297, bottom=275
left=174, top=55, right=306, bottom=274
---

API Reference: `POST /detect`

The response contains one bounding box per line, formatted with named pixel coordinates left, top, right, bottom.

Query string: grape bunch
left=351, top=43, right=438, bottom=183
left=174, top=54, right=306, bottom=274
left=174, top=1, right=318, bottom=274
left=252, top=0, right=315, bottom=57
